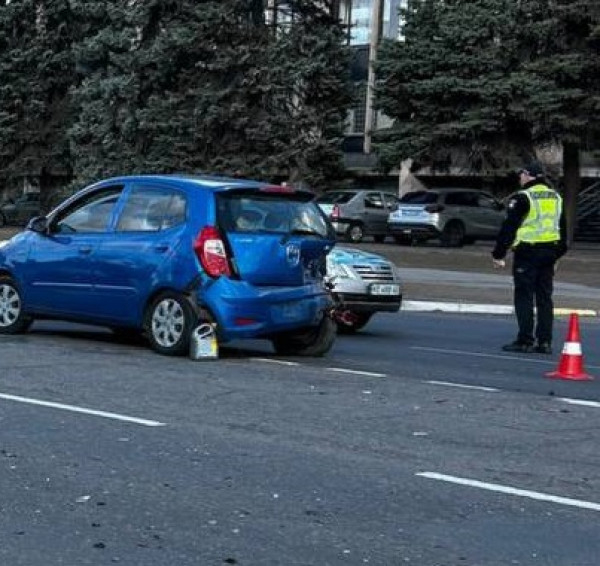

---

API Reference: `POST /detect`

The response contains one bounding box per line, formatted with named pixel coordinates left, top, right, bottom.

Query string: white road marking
left=0, top=392, right=165, bottom=427
left=251, top=358, right=386, bottom=377
left=427, top=380, right=499, bottom=392
left=327, top=367, right=387, bottom=378
left=417, top=472, right=600, bottom=512
left=411, top=346, right=553, bottom=364
left=251, top=358, right=300, bottom=366
left=402, top=301, right=513, bottom=315
left=412, top=345, right=600, bottom=370
left=559, top=397, right=600, bottom=409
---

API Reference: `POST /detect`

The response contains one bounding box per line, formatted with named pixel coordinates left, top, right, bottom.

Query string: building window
left=339, top=0, right=406, bottom=45
left=346, top=82, right=368, bottom=134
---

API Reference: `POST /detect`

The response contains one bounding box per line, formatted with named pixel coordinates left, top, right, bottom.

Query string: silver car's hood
left=328, top=246, right=393, bottom=266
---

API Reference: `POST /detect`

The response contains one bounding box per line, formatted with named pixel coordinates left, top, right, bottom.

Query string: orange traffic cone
left=546, top=313, right=593, bottom=381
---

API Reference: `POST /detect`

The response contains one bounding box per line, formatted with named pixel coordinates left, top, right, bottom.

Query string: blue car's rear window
left=217, top=193, right=331, bottom=238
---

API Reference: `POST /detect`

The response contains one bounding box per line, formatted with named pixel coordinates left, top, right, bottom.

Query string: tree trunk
left=562, top=142, right=580, bottom=246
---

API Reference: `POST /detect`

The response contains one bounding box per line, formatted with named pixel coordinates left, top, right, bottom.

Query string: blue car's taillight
left=194, top=226, right=232, bottom=278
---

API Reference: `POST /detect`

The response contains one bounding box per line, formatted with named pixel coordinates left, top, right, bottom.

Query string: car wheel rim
left=0, top=284, right=21, bottom=327
left=350, top=227, right=362, bottom=241
left=151, top=298, right=185, bottom=348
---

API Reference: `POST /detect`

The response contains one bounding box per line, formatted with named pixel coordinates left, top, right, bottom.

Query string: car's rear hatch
left=215, top=187, right=336, bottom=286
left=388, top=191, right=440, bottom=224
left=315, top=191, right=355, bottom=217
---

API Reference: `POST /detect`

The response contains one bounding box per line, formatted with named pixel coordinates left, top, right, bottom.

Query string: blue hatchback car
left=0, top=175, right=337, bottom=356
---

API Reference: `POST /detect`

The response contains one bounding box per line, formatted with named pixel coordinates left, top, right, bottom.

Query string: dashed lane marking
left=249, top=359, right=600, bottom=409
left=411, top=345, right=600, bottom=370
left=250, top=358, right=386, bottom=377
left=251, top=358, right=300, bottom=366
left=559, top=397, right=600, bottom=409
left=417, top=471, right=600, bottom=512
left=327, top=367, right=387, bottom=378
left=0, top=392, right=166, bottom=427
left=427, top=380, right=499, bottom=392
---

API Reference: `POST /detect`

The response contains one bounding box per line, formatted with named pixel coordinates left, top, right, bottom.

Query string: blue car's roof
left=92, top=174, right=269, bottom=191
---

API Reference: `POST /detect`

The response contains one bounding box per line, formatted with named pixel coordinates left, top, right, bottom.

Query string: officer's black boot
left=502, top=340, right=534, bottom=353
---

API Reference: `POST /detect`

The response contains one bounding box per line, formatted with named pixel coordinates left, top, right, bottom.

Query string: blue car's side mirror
left=27, top=216, right=48, bottom=234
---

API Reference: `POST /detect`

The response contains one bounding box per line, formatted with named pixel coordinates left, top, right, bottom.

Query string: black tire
left=440, top=221, right=465, bottom=247
left=394, top=235, right=413, bottom=245
left=110, top=326, right=144, bottom=344
left=110, top=325, right=134, bottom=337
left=0, top=275, right=34, bottom=334
left=345, top=224, right=364, bottom=243
left=144, top=291, right=196, bottom=356
left=373, top=234, right=386, bottom=244
left=335, top=311, right=373, bottom=334
left=0, top=213, right=6, bottom=228
left=272, top=315, right=336, bottom=357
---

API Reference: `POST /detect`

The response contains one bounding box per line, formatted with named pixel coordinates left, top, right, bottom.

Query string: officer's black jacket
left=492, top=179, right=568, bottom=261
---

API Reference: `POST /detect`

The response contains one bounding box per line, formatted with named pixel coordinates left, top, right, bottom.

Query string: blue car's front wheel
left=0, top=276, right=33, bottom=334
left=145, top=291, right=196, bottom=356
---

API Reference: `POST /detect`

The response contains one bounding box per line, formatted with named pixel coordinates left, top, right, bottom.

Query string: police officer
left=492, top=161, right=567, bottom=354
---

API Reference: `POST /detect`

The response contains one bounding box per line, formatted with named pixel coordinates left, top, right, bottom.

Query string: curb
left=402, top=300, right=598, bottom=317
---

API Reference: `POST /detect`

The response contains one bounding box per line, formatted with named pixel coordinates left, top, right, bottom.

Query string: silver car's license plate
left=399, top=209, right=421, bottom=216
left=370, top=284, right=400, bottom=296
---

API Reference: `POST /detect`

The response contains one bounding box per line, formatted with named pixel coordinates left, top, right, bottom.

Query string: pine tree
left=262, top=0, right=352, bottom=189
left=375, top=0, right=532, bottom=179
left=69, top=0, right=352, bottom=191
left=516, top=0, right=600, bottom=240
left=0, top=0, right=77, bottom=203
left=375, top=0, right=600, bottom=217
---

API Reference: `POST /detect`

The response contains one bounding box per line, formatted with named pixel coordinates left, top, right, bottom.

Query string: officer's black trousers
left=512, top=246, right=559, bottom=345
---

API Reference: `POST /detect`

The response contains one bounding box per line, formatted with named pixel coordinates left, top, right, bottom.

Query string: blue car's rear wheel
left=145, top=291, right=196, bottom=356
left=271, top=314, right=336, bottom=357
left=0, top=276, right=33, bottom=334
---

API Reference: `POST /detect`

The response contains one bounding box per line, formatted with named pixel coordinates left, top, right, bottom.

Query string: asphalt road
left=1, top=313, right=600, bottom=565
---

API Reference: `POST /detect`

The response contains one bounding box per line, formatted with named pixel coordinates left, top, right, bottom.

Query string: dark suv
left=387, top=188, right=505, bottom=247
left=0, top=175, right=338, bottom=357
left=0, top=192, right=41, bottom=226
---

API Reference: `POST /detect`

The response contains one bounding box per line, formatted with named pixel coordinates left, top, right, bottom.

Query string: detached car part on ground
left=388, top=188, right=505, bottom=247
left=0, top=175, right=338, bottom=357
left=326, top=247, right=403, bottom=333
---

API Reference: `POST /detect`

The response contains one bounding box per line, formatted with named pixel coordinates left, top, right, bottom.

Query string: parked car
left=0, top=192, right=41, bottom=227
left=326, top=246, right=402, bottom=333
left=316, top=189, right=401, bottom=243
left=0, top=175, right=338, bottom=357
left=387, top=188, right=505, bottom=247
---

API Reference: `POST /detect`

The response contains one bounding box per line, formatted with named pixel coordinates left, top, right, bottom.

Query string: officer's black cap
left=517, top=161, right=544, bottom=178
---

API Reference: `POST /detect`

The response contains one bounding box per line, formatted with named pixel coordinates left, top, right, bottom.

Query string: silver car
left=316, top=189, right=401, bottom=243
left=387, top=188, right=505, bottom=247
left=327, top=246, right=403, bottom=333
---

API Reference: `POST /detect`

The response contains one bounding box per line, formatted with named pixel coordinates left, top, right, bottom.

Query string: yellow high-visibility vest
left=513, top=185, right=562, bottom=246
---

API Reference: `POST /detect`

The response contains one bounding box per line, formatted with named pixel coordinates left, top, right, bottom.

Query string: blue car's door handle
left=154, top=244, right=169, bottom=253
left=79, top=246, right=92, bottom=255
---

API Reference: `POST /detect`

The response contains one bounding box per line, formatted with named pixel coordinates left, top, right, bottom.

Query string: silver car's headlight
left=392, top=265, right=403, bottom=283
left=327, top=260, right=358, bottom=279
